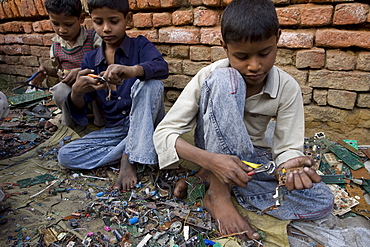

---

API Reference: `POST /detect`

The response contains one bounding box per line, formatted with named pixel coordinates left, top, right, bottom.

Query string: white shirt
left=154, top=58, right=305, bottom=169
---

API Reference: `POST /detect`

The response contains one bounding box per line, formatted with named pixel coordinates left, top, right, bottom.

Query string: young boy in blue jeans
left=154, top=0, right=333, bottom=241
left=57, top=0, right=168, bottom=191
left=31, top=0, right=103, bottom=130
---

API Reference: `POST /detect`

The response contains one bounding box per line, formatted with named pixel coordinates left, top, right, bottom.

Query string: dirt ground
left=1, top=96, right=370, bottom=247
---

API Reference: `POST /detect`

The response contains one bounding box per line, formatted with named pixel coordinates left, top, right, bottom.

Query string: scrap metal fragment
left=327, top=184, right=359, bottom=216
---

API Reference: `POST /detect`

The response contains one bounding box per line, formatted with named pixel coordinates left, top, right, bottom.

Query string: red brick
left=41, top=0, right=48, bottom=14
left=9, top=0, right=21, bottom=18
left=0, top=44, right=30, bottom=55
left=316, top=29, right=370, bottom=49
left=276, top=6, right=301, bottom=26
left=278, top=30, right=314, bottom=48
left=172, top=10, right=193, bottom=26
left=42, top=33, right=54, bottom=46
left=313, top=89, right=327, bottom=106
left=166, top=90, right=181, bottom=103
left=22, top=22, right=34, bottom=33
left=200, top=27, right=222, bottom=45
left=309, top=70, right=370, bottom=92
left=39, top=57, right=53, bottom=67
left=274, top=0, right=290, bottom=5
left=334, top=3, right=369, bottom=25
left=211, top=46, right=226, bottom=62
left=183, top=60, right=211, bottom=75
left=0, top=34, right=4, bottom=44
left=203, top=0, right=221, bottom=7
left=301, top=85, right=313, bottom=105
left=34, top=0, right=47, bottom=16
left=161, top=0, right=183, bottom=8
left=153, top=13, right=171, bottom=27
left=296, top=48, right=325, bottom=69
left=0, top=4, right=8, bottom=20
left=19, top=55, right=39, bottom=67
left=23, top=34, right=44, bottom=45
left=194, top=7, right=219, bottom=27
left=189, top=0, right=202, bottom=6
left=32, top=21, right=43, bottom=33
left=26, top=0, right=39, bottom=16
left=171, top=45, right=189, bottom=59
left=22, top=0, right=32, bottom=17
left=156, top=44, right=171, bottom=56
left=4, top=55, right=21, bottom=65
left=4, top=34, right=24, bottom=44
left=41, top=20, right=53, bottom=32
left=189, top=45, right=211, bottom=61
left=163, top=74, right=192, bottom=88
left=2, top=22, right=24, bottom=33
left=133, top=13, right=153, bottom=28
left=159, top=27, right=200, bottom=44
left=326, top=49, right=356, bottom=71
left=327, top=89, right=357, bottom=110
left=129, top=0, right=138, bottom=11
left=166, top=58, right=183, bottom=74
left=126, top=29, right=159, bottom=43
left=356, top=51, right=370, bottom=71
left=14, top=0, right=24, bottom=17
left=357, top=93, right=370, bottom=108
left=0, top=25, right=4, bottom=34
left=30, top=45, right=50, bottom=57
left=300, top=4, right=333, bottom=27
left=276, top=49, right=294, bottom=66
left=3, top=2, right=14, bottom=18
left=136, top=0, right=161, bottom=9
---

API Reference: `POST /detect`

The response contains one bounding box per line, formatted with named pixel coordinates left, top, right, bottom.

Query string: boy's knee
left=57, top=146, right=69, bottom=168
left=57, top=146, right=78, bottom=169
left=50, top=83, right=71, bottom=107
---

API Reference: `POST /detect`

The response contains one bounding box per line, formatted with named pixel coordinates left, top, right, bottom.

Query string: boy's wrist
left=134, top=65, right=144, bottom=77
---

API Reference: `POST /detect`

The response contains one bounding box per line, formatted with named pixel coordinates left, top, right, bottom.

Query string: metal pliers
left=12, top=71, right=49, bottom=92
left=246, top=161, right=276, bottom=176
left=87, top=74, right=111, bottom=101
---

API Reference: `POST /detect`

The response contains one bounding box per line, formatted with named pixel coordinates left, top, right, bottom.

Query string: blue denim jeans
left=58, top=79, right=165, bottom=169
left=195, top=67, right=333, bottom=221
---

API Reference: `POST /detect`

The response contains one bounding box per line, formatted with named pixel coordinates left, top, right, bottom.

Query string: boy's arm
left=175, top=137, right=253, bottom=187
left=272, top=74, right=321, bottom=190
left=101, top=64, right=144, bottom=85
left=102, top=37, right=168, bottom=84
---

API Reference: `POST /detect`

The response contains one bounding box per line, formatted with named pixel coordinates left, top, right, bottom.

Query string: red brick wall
left=0, top=0, right=369, bottom=143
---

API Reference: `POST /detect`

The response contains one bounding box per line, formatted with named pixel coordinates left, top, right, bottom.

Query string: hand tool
left=12, top=71, right=49, bottom=93
left=87, top=74, right=111, bottom=101
left=246, top=161, right=276, bottom=176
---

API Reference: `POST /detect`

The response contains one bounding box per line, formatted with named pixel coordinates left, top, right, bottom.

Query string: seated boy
left=154, top=0, right=334, bottom=241
left=31, top=0, right=103, bottom=130
left=57, top=0, right=168, bottom=191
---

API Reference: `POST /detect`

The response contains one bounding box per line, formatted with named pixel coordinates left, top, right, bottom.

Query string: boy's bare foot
left=44, top=120, right=58, bottom=132
left=204, top=180, right=260, bottom=240
left=173, top=168, right=210, bottom=199
left=113, top=154, right=137, bottom=191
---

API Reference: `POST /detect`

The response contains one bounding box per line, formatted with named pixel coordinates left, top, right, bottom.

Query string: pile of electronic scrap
left=302, top=132, right=370, bottom=218
left=0, top=91, right=56, bottom=160
left=3, top=164, right=257, bottom=247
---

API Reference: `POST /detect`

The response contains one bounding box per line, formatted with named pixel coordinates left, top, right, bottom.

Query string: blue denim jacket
left=67, top=34, right=168, bottom=127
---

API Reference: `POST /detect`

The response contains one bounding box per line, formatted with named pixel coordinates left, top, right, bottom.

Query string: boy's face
left=223, top=35, right=279, bottom=87
left=49, top=13, right=84, bottom=43
left=90, top=7, right=132, bottom=48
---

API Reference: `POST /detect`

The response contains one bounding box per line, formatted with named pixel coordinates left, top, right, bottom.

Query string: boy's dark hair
left=221, top=0, right=279, bottom=44
left=44, top=0, right=83, bottom=17
left=87, top=0, right=130, bottom=16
